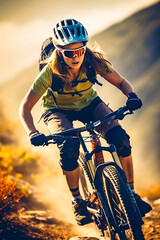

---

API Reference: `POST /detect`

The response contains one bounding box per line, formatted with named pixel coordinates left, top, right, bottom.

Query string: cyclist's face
left=60, top=42, right=85, bottom=70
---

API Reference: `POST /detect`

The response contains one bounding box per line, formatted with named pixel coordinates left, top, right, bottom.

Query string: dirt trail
left=0, top=194, right=159, bottom=240
left=142, top=198, right=160, bottom=240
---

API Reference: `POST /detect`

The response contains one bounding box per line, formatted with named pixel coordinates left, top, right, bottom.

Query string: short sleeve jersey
left=31, top=64, right=112, bottom=112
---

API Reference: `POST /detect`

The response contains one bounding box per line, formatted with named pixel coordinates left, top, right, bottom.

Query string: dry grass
left=0, top=169, right=24, bottom=217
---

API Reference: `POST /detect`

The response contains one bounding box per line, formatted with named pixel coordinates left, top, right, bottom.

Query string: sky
left=0, top=0, right=158, bottom=85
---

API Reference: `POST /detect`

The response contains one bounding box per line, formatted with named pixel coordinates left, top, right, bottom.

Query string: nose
left=73, top=54, right=78, bottom=59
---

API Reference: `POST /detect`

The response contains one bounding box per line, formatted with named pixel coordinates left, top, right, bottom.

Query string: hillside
left=91, top=1, right=160, bottom=81
left=0, top=63, right=38, bottom=107
left=91, top=2, right=160, bottom=186
left=1, top=2, right=160, bottom=186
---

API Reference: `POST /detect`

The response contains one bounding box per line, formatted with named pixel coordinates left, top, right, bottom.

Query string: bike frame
left=78, top=130, right=123, bottom=184
left=46, top=105, right=132, bottom=192
left=78, top=130, right=130, bottom=234
left=45, top=105, right=144, bottom=238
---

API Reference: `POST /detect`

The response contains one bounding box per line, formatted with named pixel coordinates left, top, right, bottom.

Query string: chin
left=71, top=63, right=82, bottom=69
left=73, top=65, right=81, bottom=70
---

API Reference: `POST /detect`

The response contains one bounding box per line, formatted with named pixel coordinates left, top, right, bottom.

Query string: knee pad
left=105, top=126, right=132, bottom=157
left=57, top=138, right=80, bottom=171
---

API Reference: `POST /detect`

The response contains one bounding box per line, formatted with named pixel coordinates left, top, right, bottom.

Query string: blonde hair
left=83, top=45, right=112, bottom=75
left=48, top=44, right=112, bottom=85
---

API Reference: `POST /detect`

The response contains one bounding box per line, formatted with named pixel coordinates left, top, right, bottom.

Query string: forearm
left=19, top=104, right=37, bottom=135
left=119, top=78, right=134, bottom=96
left=104, top=70, right=134, bottom=97
left=19, top=90, right=40, bottom=134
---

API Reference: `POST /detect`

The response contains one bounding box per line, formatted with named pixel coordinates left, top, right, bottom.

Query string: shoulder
left=31, top=64, right=53, bottom=96
left=98, top=61, right=113, bottom=77
left=35, top=64, right=53, bottom=83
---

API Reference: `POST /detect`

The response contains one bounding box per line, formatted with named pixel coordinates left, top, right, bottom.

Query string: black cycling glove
left=29, top=131, right=48, bottom=146
left=126, top=92, right=143, bottom=111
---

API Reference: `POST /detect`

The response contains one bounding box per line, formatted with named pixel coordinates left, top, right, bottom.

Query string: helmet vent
left=77, top=26, right=80, bottom=37
left=53, top=28, right=58, bottom=39
left=82, top=26, right=85, bottom=36
left=70, top=28, right=75, bottom=36
left=56, top=23, right=59, bottom=28
left=67, top=19, right=73, bottom=26
left=64, top=28, right=70, bottom=38
left=58, top=30, right=64, bottom=40
left=61, top=20, right=65, bottom=26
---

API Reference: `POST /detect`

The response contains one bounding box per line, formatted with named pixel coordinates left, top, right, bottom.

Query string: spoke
left=110, top=189, right=127, bottom=226
left=104, top=177, right=134, bottom=239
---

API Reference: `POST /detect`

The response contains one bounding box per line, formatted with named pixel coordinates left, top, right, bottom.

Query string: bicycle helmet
left=52, top=19, right=88, bottom=46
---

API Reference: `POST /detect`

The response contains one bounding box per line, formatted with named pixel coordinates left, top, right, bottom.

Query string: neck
left=68, top=68, right=80, bottom=81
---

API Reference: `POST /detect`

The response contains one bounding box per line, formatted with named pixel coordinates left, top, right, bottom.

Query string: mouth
left=72, top=62, right=80, bottom=65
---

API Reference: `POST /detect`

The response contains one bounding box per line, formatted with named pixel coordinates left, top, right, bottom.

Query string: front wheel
left=101, top=164, right=144, bottom=240
left=78, top=153, right=111, bottom=239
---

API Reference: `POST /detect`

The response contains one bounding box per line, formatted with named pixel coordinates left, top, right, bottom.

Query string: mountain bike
left=45, top=105, right=145, bottom=240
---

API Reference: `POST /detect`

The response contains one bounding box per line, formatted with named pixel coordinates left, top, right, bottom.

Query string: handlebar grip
left=46, top=135, right=53, bottom=141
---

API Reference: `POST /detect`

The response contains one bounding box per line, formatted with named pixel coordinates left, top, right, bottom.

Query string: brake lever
left=115, top=108, right=133, bottom=120
left=43, top=140, right=55, bottom=146
left=123, top=110, right=134, bottom=117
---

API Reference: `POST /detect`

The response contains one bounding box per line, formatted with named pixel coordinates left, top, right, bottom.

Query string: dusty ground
left=142, top=198, right=160, bottom=240
left=0, top=194, right=159, bottom=240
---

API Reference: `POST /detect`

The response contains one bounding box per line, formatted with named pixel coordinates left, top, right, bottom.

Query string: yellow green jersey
left=31, top=64, right=112, bottom=112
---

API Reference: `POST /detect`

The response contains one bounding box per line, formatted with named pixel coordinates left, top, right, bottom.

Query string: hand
left=29, top=131, right=48, bottom=146
left=126, top=92, right=143, bottom=111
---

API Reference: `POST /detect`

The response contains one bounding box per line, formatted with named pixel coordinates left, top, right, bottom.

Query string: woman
left=19, top=19, right=151, bottom=225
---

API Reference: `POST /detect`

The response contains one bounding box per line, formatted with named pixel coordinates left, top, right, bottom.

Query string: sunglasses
left=57, top=46, right=86, bottom=59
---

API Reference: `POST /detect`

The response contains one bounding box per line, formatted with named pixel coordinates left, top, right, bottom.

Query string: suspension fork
left=89, top=130, right=122, bottom=169
left=78, top=132, right=122, bottom=186
left=110, top=145, right=122, bottom=169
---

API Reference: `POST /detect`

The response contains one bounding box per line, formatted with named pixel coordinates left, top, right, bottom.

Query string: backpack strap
left=85, top=62, right=103, bottom=86
left=50, top=63, right=102, bottom=93
left=49, top=63, right=103, bottom=107
left=48, top=88, right=59, bottom=108
left=51, top=74, right=64, bottom=93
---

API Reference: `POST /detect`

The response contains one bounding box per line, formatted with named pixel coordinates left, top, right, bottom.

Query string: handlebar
left=45, top=105, right=133, bottom=142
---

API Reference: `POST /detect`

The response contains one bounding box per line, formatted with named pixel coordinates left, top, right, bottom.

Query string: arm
left=103, top=69, right=134, bottom=96
left=103, top=69, right=142, bottom=110
left=19, top=90, right=40, bottom=135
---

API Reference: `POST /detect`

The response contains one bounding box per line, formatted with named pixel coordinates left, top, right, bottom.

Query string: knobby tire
left=101, top=165, right=144, bottom=240
left=78, top=153, right=110, bottom=239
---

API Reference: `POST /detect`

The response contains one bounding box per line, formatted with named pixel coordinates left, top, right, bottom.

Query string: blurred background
left=0, top=0, right=160, bottom=235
